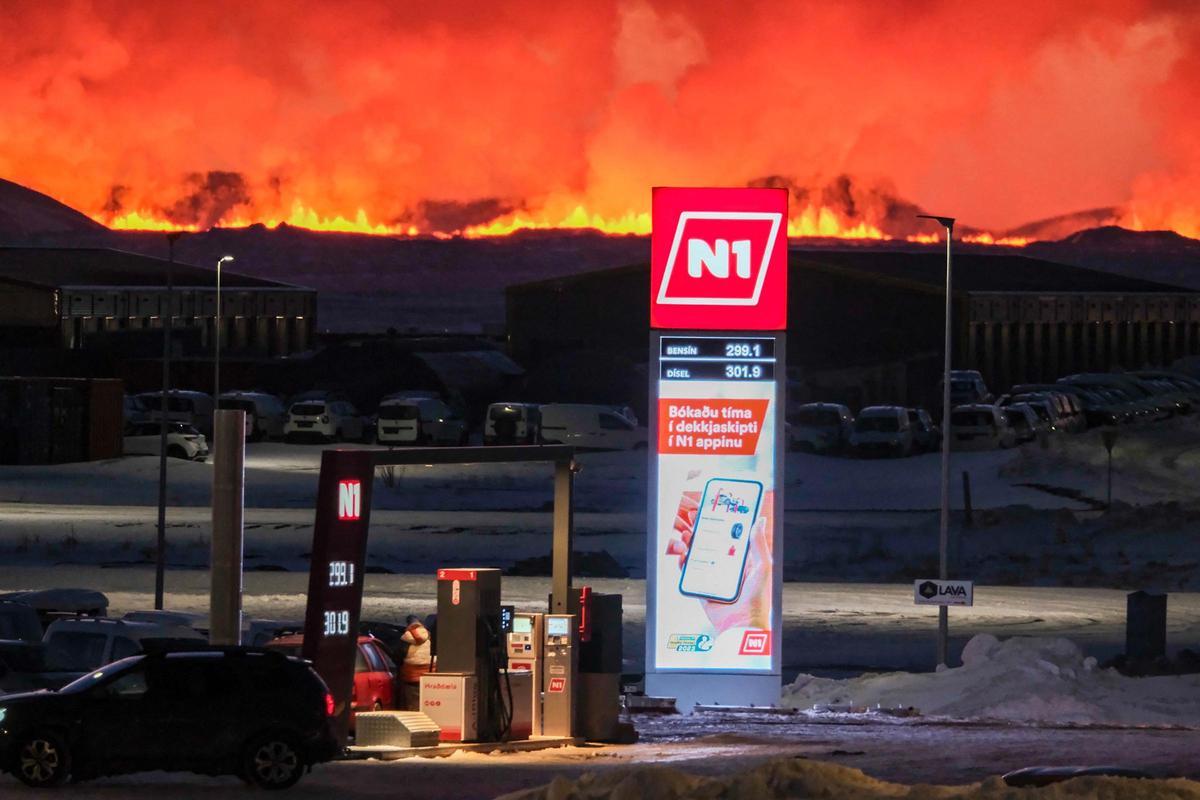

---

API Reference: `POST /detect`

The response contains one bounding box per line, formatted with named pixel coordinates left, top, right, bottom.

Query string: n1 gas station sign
left=646, top=187, right=787, bottom=710
left=651, top=187, right=787, bottom=331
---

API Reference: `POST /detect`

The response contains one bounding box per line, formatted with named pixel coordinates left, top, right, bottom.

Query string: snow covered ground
left=3, top=423, right=1200, bottom=587
left=3, top=566, right=1199, bottom=676
left=12, top=729, right=1200, bottom=799
left=786, top=634, right=1200, bottom=726
left=496, top=757, right=1200, bottom=800
left=0, top=419, right=1198, bottom=741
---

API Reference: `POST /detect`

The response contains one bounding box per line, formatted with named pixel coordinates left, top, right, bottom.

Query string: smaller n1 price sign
left=302, top=451, right=376, bottom=745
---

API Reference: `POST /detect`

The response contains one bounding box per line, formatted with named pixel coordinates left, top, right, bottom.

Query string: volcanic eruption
left=0, top=1, right=1197, bottom=242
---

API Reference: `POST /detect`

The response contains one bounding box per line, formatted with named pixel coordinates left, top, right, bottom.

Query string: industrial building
left=0, top=246, right=316, bottom=358
left=0, top=377, right=122, bottom=464
left=506, top=249, right=1200, bottom=410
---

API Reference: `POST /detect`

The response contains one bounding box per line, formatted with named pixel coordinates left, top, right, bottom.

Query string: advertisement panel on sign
left=651, top=334, right=780, bottom=674
left=651, top=187, right=788, bottom=331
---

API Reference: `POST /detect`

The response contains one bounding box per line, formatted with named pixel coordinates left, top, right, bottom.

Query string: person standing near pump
left=400, top=614, right=432, bottom=710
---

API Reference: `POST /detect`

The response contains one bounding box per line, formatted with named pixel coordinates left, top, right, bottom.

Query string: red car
left=266, top=634, right=398, bottom=722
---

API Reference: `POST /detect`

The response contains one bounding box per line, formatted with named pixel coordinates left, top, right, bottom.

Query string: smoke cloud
left=0, top=0, right=1195, bottom=236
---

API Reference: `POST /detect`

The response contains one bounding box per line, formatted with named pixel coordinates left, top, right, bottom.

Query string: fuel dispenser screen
left=546, top=617, right=570, bottom=637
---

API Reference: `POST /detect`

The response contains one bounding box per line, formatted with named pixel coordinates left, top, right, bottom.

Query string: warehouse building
left=0, top=246, right=316, bottom=357
left=506, top=249, right=1200, bottom=410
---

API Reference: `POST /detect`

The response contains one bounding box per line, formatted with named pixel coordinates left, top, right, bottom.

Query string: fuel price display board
left=302, top=450, right=376, bottom=745
left=659, top=336, right=776, bottom=382
left=648, top=332, right=784, bottom=687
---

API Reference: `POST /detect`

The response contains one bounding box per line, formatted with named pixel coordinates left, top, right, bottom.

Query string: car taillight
left=325, top=692, right=335, bottom=717
left=321, top=415, right=330, bottom=423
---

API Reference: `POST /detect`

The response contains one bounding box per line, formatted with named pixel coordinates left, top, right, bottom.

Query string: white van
left=376, top=398, right=468, bottom=445
left=135, top=390, right=215, bottom=436
left=284, top=399, right=367, bottom=442
left=848, top=406, right=914, bottom=457
left=539, top=404, right=648, bottom=450
left=950, top=404, right=1017, bottom=450
left=218, top=391, right=287, bottom=441
left=484, top=403, right=542, bottom=445
left=42, top=617, right=206, bottom=676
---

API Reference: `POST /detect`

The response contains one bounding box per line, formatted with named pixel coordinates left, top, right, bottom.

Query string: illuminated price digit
left=323, top=610, right=351, bottom=636
left=724, top=342, right=766, bottom=358
left=725, top=364, right=764, bottom=379
left=328, top=561, right=355, bottom=587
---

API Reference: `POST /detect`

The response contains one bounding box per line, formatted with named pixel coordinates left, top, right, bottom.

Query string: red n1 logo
left=337, top=479, right=361, bottom=521
left=738, top=630, right=771, bottom=656
left=659, top=212, right=781, bottom=305
left=651, top=187, right=788, bottom=330
left=548, top=677, right=566, bottom=693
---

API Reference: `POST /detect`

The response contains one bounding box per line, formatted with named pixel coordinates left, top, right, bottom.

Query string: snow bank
left=496, top=756, right=1200, bottom=799
left=784, top=634, right=1200, bottom=726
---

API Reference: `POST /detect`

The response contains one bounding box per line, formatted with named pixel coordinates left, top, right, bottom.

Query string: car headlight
left=320, top=415, right=330, bottom=423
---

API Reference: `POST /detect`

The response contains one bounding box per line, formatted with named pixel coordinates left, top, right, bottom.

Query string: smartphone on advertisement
left=678, top=478, right=763, bottom=603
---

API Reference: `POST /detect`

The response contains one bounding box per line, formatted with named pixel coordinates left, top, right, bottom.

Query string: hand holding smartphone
left=677, top=478, right=763, bottom=603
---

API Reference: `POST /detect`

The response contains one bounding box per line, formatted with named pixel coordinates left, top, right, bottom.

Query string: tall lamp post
left=155, top=232, right=182, bottom=610
left=917, top=213, right=955, bottom=668
left=214, top=255, right=234, bottom=425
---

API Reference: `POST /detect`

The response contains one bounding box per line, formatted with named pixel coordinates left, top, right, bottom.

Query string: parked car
left=0, top=589, right=109, bottom=629
left=122, top=394, right=148, bottom=434
left=218, top=391, right=288, bottom=441
left=1059, top=374, right=1175, bottom=421
left=1135, top=371, right=1200, bottom=414
left=357, top=620, right=410, bottom=665
left=0, top=640, right=68, bottom=695
left=42, top=617, right=206, bottom=681
left=539, top=404, right=649, bottom=450
left=849, top=406, right=914, bottom=457
left=906, top=408, right=941, bottom=452
left=376, top=398, right=468, bottom=446
left=284, top=399, right=368, bottom=443
left=789, top=403, right=853, bottom=453
left=135, top=390, right=215, bottom=437
left=0, top=601, right=42, bottom=644
left=0, top=647, right=339, bottom=788
left=1005, top=403, right=1043, bottom=444
left=1012, top=383, right=1116, bottom=428
left=941, top=370, right=993, bottom=407
left=242, top=619, right=303, bottom=648
left=123, top=422, right=210, bottom=461
left=266, top=634, right=397, bottom=721
left=484, top=402, right=542, bottom=445
left=950, top=404, right=1017, bottom=450
left=380, top=390, right=442, bottom=403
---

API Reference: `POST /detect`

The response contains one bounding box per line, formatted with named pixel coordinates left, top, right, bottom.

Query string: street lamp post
left=214, top=255, right=234, bottom=427
left=155, top=232, right=182, bottom=610
left=917, top=213, right=955, bottom=668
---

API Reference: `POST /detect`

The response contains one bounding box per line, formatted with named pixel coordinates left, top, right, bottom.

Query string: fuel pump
left=541, top=613, right=578, bottom=738
left=506, top=612, right=544, bottom=737
left=423, top=568, right=509, bottom=742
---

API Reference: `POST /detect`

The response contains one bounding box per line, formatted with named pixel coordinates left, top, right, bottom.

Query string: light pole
left=214, top=255, right=234, bottom=427
left=917, top=213, right=955, bottom=668
left=156, top=232, right=182, bottom=610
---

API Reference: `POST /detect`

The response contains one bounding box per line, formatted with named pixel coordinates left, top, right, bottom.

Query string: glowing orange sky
left=0, top=1, right=1196, bottom=239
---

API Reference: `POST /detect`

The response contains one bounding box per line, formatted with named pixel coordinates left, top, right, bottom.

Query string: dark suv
left=0, top=647, right=338, bottom=789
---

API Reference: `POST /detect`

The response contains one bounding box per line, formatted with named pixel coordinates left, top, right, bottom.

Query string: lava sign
left=914, top=579, right=974, bottom=606
left=651, top=187, right=788, bottom=330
